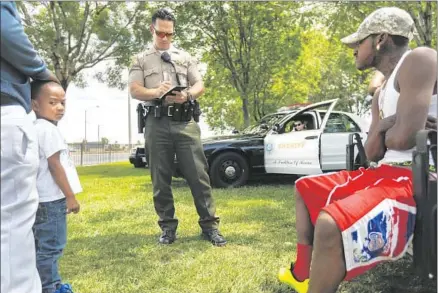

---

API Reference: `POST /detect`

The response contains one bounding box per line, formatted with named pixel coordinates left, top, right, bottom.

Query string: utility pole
left=84, top=110, right=87, bottom=143
left=84, top=105, right=99, bottom=144
left=128, top=90, right=132, bottom=148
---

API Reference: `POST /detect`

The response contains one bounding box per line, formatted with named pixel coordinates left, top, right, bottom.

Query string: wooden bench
left=346, top=130, right=437, bottom=279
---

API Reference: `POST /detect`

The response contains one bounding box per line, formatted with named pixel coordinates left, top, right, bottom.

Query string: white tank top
left=378, top=50, right=437, bottom=165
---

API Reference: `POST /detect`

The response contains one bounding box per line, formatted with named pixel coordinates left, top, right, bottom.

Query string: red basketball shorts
left=295, top=164, right=415, bottom=280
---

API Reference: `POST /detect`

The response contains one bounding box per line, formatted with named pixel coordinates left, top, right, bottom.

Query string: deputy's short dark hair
left=31, top=80, right=61, bottom=100
left=152, top=8, right=175, bottom=25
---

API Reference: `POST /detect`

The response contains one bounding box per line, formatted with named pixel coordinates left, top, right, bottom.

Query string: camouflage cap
left=341, top=7, right=414, bottom=47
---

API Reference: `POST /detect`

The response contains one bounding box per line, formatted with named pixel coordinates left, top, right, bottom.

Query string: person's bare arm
left=364, top=88, right=387, bottom=161
left=47, top=152, right=80, bottom=213
left=187, top=80, right=205, bottom=99
left=385, top=47, right=437, bottom=150
left=129, top=81, right=169, bottom=101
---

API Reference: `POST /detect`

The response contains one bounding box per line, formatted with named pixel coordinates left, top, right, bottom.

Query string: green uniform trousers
left=145, top=114, right=219, bottom=232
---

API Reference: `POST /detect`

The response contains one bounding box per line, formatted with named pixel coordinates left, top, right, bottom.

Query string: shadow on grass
left=260, top=258, right=437, bottom=293
left=340, top=257, right=437, bottom=293
left=246, top=174, right=298, bottom=187
left=64, top=232, right=216, bottom=277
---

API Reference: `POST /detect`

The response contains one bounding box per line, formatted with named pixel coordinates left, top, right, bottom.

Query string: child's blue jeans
left=33, top=198, right=67, bottom=293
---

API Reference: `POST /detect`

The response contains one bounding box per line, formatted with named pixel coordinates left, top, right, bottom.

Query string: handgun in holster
left=193, top=101, right=201, bottom=123
left=136, top=103, right=149, bottom=133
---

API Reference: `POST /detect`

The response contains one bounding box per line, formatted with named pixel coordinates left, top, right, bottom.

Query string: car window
left=281, top=113, right=317, bottom=133
left=324, top=113, right=361, bottom=133
left=242, top=112, right=289, bottom=134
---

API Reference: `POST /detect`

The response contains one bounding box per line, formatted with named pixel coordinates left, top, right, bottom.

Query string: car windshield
left=241, top=112, right=289, bottom=134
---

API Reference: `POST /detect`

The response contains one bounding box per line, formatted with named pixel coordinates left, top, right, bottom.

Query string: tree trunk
left=242, top=97, right=250, bottom=128
left=60, top=78, right=70, bottom=91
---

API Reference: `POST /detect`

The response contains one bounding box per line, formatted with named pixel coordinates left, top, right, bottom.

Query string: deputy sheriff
left=128, top=8, right=226, bottom=246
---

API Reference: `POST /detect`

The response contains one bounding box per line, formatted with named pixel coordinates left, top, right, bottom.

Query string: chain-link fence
left=68, top=143, right=133, bottom=166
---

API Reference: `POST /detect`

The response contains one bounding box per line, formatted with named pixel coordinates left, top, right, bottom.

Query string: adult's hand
left=156, top=81, right=172, bottom=98
left=377, top=115, right=397, bottom=133
left=166, top=90, right=188, bottom=104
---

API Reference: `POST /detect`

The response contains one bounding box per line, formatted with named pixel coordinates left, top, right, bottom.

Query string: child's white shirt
left=34, top=119, right=82, bottom=203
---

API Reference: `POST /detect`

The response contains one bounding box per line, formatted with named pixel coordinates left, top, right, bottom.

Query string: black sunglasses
left=293, top=123, right=303, bottom=127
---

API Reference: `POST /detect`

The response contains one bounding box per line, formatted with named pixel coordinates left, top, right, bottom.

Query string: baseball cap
left=341, top=7, right=415, bottom=47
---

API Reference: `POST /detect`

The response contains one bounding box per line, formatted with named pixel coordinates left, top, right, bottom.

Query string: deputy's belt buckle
left=168, top=105, right=174, bottom=116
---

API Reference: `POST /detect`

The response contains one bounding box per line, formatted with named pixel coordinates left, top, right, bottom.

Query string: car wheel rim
left=220, top=160, right=242, bottom=184
left=224, top=166, right=236, bottom=178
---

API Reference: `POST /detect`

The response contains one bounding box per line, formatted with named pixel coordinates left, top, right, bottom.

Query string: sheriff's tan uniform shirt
left=128, top=45, right=202, bottom=92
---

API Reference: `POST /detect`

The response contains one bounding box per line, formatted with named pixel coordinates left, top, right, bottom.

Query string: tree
left=176, top=2, right=304, bottom=128
left=316, top=1, right=436, bottom=48
left=293, top=1, right=437, bottom=115
left=101, top=137, right=109, bottom=145
left=17, top=1, right=153, bottom=90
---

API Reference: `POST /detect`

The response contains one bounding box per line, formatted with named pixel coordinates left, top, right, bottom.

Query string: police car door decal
left=264, top=99, right=338, bottom=175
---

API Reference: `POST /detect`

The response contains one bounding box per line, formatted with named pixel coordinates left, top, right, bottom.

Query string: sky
left=50, top=63, right=218, bottom=144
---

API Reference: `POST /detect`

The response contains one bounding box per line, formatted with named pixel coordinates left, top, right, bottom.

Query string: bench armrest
left=346, top=133, right=368, bottom=171
left=412, top=129, right=437, bottom=279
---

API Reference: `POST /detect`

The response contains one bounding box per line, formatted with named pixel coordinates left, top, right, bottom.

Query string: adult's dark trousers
left=145, top=115, right=219, bottom=232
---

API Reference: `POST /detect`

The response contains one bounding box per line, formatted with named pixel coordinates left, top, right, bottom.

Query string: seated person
left=293, top=120, right=306, bottom=131
left=278, top=7, right=437, bottom=293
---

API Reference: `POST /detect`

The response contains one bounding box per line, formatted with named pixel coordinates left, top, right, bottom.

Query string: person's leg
left=33, top=199, right=68, bottom=293
left=1, top=105, right=41, bottom=293
left=291, top=190, right=314, bottom=281
left=279, top=169, right=375, bottom=292
left=308, top=211, right=345, bottom=293
left=172, top=120, right=220, bottom=232
left=307, top=167, right=414, bottom=292
left=145, top=116, right=178, bottom=234
left=287, top=171, right=354, bottom=281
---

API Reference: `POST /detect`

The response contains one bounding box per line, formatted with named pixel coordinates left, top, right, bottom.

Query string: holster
left=136, top=103, right=150, bottom=133
left=193, top=100, right=201, bottom=122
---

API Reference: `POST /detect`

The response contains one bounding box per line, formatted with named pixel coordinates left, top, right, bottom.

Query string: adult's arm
left=0, top=2, right=56, bottom=81
left=385, top=47, right=437, bottom=150
left=364, top=87, right=387, bottom=161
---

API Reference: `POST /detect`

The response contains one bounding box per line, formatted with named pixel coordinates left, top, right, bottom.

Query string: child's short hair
left=31, top=80, right=61, bottom=100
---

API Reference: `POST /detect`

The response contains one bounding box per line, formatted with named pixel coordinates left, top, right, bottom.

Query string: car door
left=320, top=112, right=368, bottom=171
left=264, top=99, right=338, bottom=175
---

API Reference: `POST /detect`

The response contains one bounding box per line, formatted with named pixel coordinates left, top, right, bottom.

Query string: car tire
left=133, top=160, right=143, bottom=168
left=210, top=152, right=249, bottom=188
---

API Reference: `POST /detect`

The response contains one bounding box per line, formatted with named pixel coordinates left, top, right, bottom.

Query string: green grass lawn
left=62, top=162, right=436, bottom=293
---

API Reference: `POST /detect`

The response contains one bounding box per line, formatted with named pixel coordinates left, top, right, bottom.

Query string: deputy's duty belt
left=137, top=101, right=201, bottom=133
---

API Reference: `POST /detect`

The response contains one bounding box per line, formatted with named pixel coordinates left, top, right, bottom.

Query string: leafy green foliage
left=17, top=1, right=153, bottom=89
left=19, top=2, right=436, bottom=130
left=176, top=2, right=304, bottom=128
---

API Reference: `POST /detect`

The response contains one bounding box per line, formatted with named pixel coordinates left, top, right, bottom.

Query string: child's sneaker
left=55, top=283, right=74, bottom=293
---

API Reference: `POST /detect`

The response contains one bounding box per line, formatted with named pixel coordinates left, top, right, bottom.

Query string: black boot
left=159, top=230, right=176, bottom=244
left=201, top=229, right=227, bottom=247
